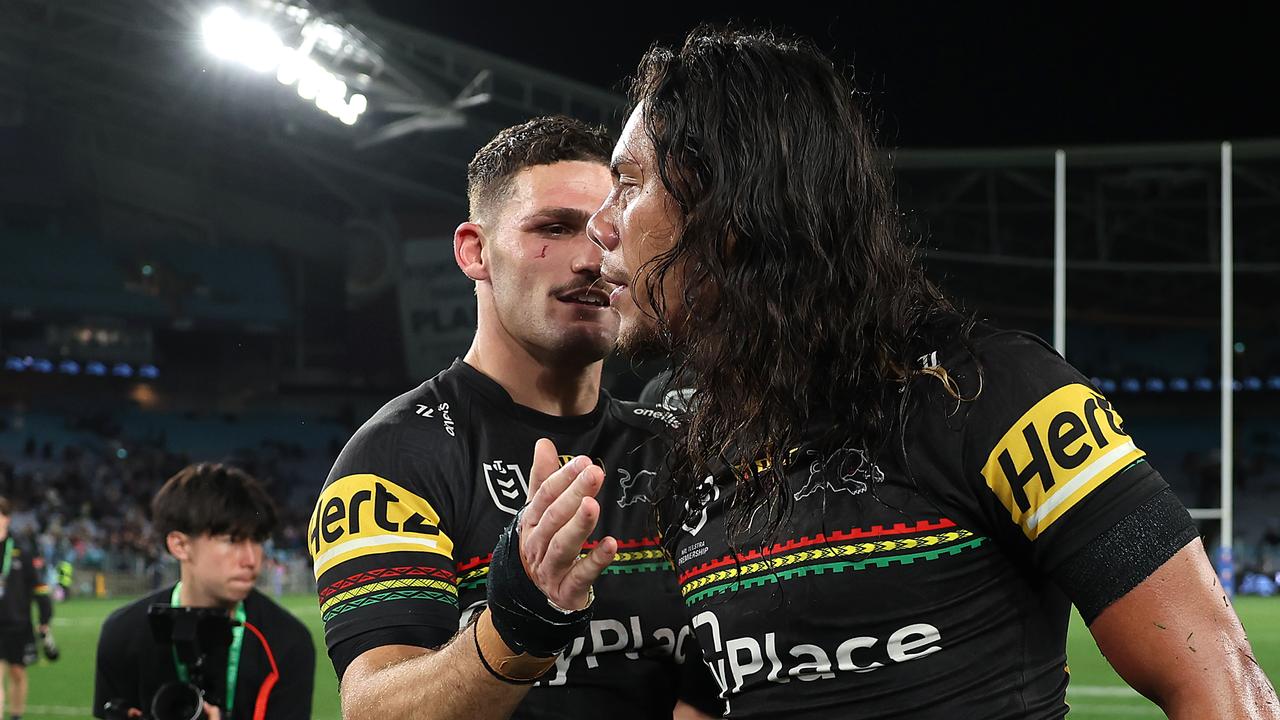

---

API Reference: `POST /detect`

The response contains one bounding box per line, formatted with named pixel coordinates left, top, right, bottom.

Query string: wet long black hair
left=630, top=27, right=966, bottom=539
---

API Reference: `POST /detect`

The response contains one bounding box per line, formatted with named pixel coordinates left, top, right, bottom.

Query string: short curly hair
left=466, top=115, right=612, bottom=224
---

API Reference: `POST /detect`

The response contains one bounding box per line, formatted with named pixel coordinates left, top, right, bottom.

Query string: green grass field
left=22, top=595, right=1279, bottom=719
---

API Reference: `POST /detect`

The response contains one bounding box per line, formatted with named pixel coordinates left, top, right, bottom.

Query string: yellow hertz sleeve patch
left=309, top=474, right=454, bottom=578
left=980, top=383, right=1145, bottom=540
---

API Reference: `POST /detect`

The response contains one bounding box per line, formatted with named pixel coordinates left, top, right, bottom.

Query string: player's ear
left=455, top=221, right=489, bottom=281
left=166, top=531, right=192, bottom=561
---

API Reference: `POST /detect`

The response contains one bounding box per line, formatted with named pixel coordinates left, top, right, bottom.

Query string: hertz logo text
left=308, top=474, right=455, bottom=577
left=981, top=384, right=1144, bottom=540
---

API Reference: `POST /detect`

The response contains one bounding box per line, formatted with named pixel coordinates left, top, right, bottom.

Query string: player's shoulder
left=332, top=369, right=468, bottom=471
left=359, top=369, right=462, bottom=439
left=921, top=319, right=1083, bottom=405
left=968, top=325, right=1064, bottom=371
left=925, top=319, right=1059, bottom=374
left=921, top=321, right=1134, bottom=477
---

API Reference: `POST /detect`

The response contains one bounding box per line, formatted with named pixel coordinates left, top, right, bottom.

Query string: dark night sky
left=365, top=2, right=1274, bottom=148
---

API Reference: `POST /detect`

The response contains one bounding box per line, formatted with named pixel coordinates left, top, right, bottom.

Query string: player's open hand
left=518, top=438, right=617, bottom=611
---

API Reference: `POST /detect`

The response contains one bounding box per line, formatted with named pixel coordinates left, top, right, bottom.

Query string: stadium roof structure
left=2, top=0, right=1277, bottom=338
left=0, top=0, right=627, bottom=263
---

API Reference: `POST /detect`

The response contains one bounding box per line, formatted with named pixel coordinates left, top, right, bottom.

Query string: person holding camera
left=0, top=497, right=54, bottom=720
left=93, top=464, right=315, bottom=720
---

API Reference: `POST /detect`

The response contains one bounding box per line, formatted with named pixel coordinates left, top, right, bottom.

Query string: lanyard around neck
left=0, top=538, right=12, bottom=581
left=170, top=582, right=246, bottom=717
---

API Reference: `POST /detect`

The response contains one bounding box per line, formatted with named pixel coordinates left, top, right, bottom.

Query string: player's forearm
left=1156, top=652, right=1279, bottom=720
left=340, top=628, right=530, bottom=720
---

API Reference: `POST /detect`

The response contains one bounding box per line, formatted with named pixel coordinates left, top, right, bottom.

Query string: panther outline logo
left=792, top=447, right=885, bottom=501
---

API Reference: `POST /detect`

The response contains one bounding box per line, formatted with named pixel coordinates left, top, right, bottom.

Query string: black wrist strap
left=486, top=509, right=593, bottom=657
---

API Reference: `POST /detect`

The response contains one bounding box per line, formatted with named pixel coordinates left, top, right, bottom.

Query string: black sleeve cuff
left=1053, top=488, right=1199, bottom=625
left=329, top=623, right=456, bottom=682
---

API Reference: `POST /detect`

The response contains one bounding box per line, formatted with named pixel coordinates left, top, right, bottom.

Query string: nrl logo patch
left=483, top=460, right=529, bottom=515
left=682, top=475, right=719, bottom=536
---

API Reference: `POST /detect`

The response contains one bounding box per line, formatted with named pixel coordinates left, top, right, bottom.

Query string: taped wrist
left=485, top=510, right=593, bottom=657
left=472, top=609, right=555, bottom=684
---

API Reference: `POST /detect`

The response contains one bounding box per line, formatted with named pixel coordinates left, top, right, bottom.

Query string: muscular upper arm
left=342, top=644, right=436, bottom=688
left=341, top=645, right=437, bottom=713
left=1088, top=538, right=1279, bottom=718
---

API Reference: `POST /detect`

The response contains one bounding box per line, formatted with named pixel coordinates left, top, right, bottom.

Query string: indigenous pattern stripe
left=318, top=566, right=458, bottom=620
left=678, top=519, right=989, bottom=606
left=457, top=537, right=673, bottom=592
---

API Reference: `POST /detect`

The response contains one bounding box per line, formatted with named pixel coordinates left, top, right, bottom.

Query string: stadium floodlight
left=201, top=6, right=285, bottom=73
left=199, top=2, right=375, bottom=125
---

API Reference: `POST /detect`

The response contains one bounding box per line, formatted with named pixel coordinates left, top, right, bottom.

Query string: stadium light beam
left=201, top=6, right=285, bottom=73
left=200, top=5, right=369, bottom=125
left=201, top=6, right=242, bottom=61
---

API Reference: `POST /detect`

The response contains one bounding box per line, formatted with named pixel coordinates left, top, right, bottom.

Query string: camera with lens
left=102, top=606, right=237, bottom=720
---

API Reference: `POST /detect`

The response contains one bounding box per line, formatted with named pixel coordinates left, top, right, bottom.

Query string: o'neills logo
left=691, top=611, right=943, bottom=702
left=309, top=474, right=454, bottom=577
left=981, top=383, right=1145, bottom=540
left=633, top=406, right=681, bottom=429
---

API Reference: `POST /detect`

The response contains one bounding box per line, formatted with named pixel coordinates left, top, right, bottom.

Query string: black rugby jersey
left=667, top=327, right=1180, bottom=719
left=311, top=360, right=718, bottom=719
